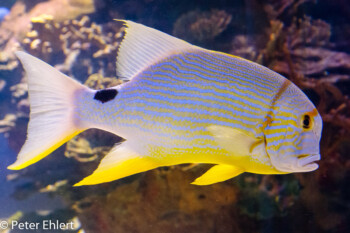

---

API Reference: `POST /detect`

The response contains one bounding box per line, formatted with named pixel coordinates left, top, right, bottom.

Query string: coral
left=276, top=47, right=350, bottom=76
left=173, top=9, right=232, bottom=43
left=0, top=0, right=104, bottom=71
left=0, top=114, right=16, bottom=134
left=264, top=16, right=350, bottom=134
left=286, top=17, right=331, bottom=48
left=230, top=35, right=259, bottom=61
left=264, top=0, right=315, bottom=20
left=81, top=72, right=123, bottom=90
left=270, top=17, right=343, bottom=77
left=0, top=79, right=5, bottom=92
left=22, top=15, right=124, bottom=80
left=65, top=129, right=119, bottom=164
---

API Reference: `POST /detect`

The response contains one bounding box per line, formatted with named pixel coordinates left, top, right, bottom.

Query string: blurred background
left=0, top=0, right=349, bottom=232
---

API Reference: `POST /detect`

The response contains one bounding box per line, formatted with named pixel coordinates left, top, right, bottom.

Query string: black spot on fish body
left=94, top=89, right=118, bottom=103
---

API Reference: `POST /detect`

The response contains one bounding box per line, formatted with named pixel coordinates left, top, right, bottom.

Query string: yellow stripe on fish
left=9, top=20, right=322, bottom=186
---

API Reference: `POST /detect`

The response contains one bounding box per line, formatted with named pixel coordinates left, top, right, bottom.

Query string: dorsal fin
left=115, top=20, right=196, bottom=80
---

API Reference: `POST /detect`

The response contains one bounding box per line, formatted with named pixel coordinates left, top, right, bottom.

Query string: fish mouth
left=296, top=154, right=320, bottom=172
left=270, top=153, right=321, bottom=173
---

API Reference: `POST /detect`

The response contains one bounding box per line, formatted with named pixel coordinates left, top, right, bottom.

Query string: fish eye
left=301, top=114, right=313, bottom=130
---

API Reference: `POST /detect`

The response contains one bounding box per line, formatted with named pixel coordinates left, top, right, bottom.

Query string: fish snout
left=296, top=154, right=320, bottom=172
left=270, top=153, right=321, bottom=173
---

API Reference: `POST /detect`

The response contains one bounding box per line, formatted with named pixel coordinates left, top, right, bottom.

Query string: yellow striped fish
left=8, top=20, right=322, bottom=186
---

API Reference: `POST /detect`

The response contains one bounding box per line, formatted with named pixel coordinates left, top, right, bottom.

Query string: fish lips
left=296, top=154, right=321, bottom=172
left=269, top=153, right=321, bottom=173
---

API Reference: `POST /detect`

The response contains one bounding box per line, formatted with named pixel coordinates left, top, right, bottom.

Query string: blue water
left=0, top=7, right=9, bottom=21
left=0, top=0, right=16, bottom=9
left=0, top=134, right=64, bottom=218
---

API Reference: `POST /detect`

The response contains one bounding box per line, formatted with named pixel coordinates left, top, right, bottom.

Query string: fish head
left=264, top=85, right=323, bottom=173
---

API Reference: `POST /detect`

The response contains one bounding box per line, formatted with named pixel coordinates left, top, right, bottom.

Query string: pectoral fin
left=207, top=125, right=261, bottom=156
left=191, top=164, right=244, bottom=185
left=74, top=142, right=159, bottom=186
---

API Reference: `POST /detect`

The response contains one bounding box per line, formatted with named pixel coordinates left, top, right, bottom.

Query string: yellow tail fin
left=8, top=52, right=87, bottom=170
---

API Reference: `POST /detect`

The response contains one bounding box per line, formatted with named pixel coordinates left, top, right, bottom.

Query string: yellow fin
left=74, top=142, right=159, bottom=186
left=115, top=20, right=195, bottom=80
left=207, top=125, right=260, bottom=156
left=8, top=130, right=83, bottom=170
left=8, top=52, right=86, bottom=170
left=191, top=164, right=244, bottom=185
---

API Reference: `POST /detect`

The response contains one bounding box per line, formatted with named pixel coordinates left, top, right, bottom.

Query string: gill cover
left=263, top=80, right=322, bottom=173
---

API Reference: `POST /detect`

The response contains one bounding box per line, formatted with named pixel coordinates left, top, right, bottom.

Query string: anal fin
left=191, top=164, right=244, bottom=186
left=74, top=142, right=158, bottom=186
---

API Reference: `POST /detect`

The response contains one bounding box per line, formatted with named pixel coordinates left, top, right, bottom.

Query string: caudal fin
left=8, top=52, right=87, bottom=170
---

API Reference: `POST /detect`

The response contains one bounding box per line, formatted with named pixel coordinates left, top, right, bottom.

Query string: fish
left=8, top=20, right=322, bottom=186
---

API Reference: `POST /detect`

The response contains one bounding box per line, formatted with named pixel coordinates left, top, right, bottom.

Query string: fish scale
left=116, top=51, right=275, bottom=134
